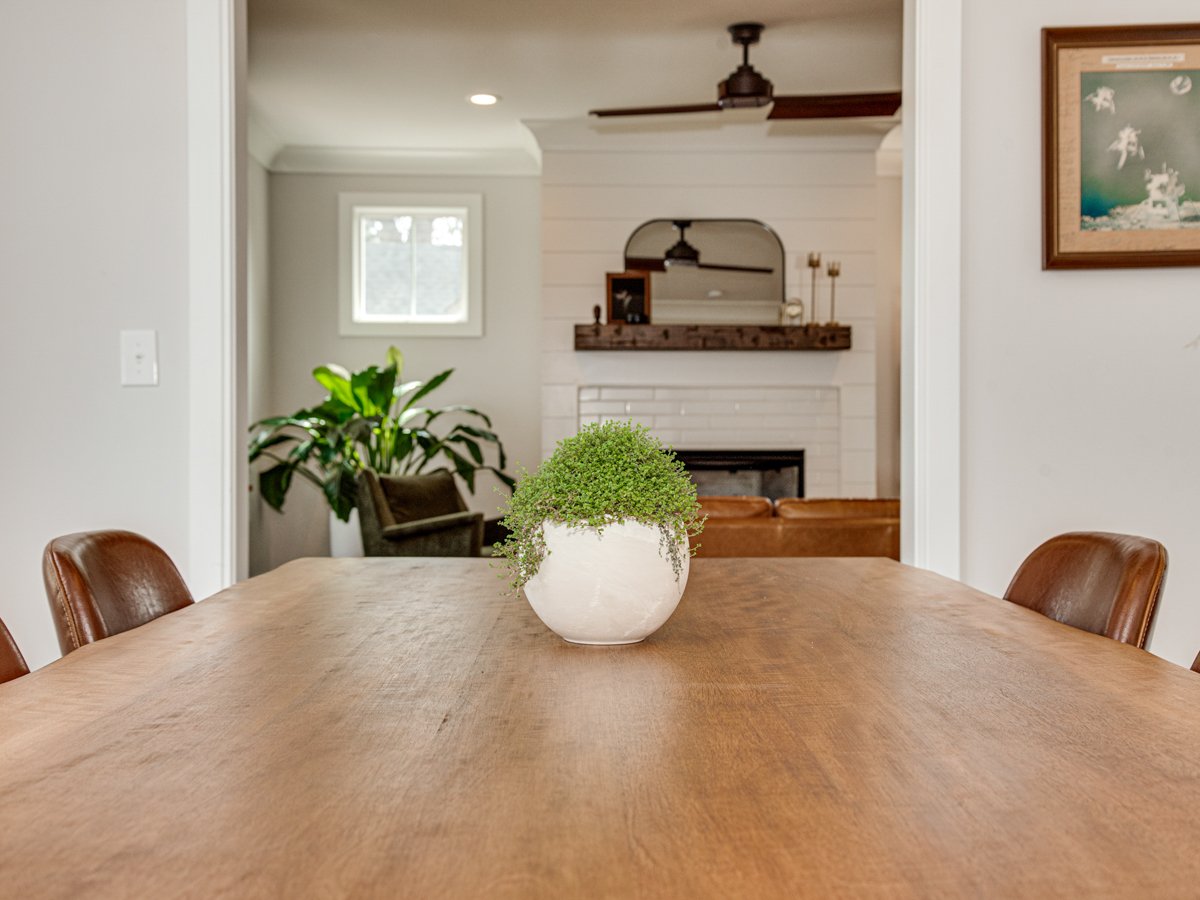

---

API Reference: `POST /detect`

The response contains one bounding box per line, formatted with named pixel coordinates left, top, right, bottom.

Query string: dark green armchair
left=356, top=469, right=492, bottom=557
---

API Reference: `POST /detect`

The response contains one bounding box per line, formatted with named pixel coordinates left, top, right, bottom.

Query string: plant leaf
left=367, top=361, right=398, bottom=414
left=258, top=462, right=295, bottom=512
left=400, top=369, right=453, bottom=411
left=313, top=365, right=357, bottom=409
left=441, top=447, right=477, bottom=492
left=248, top=432, right=296, bottom=462
left=447, top=434, right=485, bottom=465
left=323, top=464, right=358, bottom=522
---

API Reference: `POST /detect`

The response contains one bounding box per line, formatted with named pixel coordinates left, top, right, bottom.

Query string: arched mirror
left=623, top=219, right=785, bottom=324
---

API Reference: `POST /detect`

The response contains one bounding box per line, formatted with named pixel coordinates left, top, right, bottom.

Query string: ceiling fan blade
left=625, top=257, right=774, bottom=275
left=697, top=262, right=775, bottom=274
left=768, top=92, right=902, bottom=120
left=590, top=102, right=722, bottom=118
left=624, top=257, right=667, bottom=273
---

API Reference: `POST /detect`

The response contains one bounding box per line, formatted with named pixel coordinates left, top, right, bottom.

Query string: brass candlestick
left=806, top=252, right=822, bottom=325
left=826, top=261, right=841, bottom=325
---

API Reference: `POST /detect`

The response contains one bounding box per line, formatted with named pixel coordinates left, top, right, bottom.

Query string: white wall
left=961, top=1, right=1200, bottom=665
left=0, top=0, right=192, bottom=668
left=255, top=171, right=541, bottom=570
left=532, top=121, right=890, bottom=498
left=875, top=129, right=903, bottom=498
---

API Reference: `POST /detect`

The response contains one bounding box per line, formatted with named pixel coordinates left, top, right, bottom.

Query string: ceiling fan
left=589, top=22, right=901, bottom=121
left=625, top=221, right=774, bottom=274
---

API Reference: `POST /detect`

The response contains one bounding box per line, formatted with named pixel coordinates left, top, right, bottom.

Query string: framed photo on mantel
left=606, top=270, right=652, bottom=324
left=1043, top=23, right=1200, bottom=269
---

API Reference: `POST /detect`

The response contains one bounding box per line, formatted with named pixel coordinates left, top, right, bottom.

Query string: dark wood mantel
left=574, top=322, right=852, bottom=351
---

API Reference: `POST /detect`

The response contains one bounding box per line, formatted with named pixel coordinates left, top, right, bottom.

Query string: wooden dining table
left=2, top=556, right=1200, bottom=897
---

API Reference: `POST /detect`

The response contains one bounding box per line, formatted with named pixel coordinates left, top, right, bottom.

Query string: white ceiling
left=247, top=0, right=903, bottom=158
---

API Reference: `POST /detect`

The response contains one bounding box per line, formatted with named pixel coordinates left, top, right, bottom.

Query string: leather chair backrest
left=0, top=617, right=28, bottom=684
left=358, top=469, right=397, bottom=531
left=42, top=531, right=193, bottom=655
left=775, top=498, right=901, bottom=519
left=697, top=496, right=774, bottom=519
left=356, top=469, right=477, bottom=558
left=376, top=470, right=467, bottom=524
left=1192, top=652, right=1200, bottom=675
left=1003, top=532, right=1166, bottom=648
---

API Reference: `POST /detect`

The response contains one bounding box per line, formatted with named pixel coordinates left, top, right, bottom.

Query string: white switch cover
left=120, top=330, right=159, bottom=386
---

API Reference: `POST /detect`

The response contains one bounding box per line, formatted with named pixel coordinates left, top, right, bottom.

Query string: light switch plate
left=120, top=330, right=159, bottom=386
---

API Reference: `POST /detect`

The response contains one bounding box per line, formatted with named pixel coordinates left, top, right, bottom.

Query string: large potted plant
left=494, top=421, right=703, bottom=645
left=249, top=347, right=513, bottom=554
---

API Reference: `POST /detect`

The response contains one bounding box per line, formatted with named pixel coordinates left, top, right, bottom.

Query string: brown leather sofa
left=692, top=496, right=900, bottom=559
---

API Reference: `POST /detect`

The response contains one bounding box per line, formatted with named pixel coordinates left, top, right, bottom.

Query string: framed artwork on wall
left=606, top=271, right=652, bottom=323
left=1043, top=23, right=1200, bottom=269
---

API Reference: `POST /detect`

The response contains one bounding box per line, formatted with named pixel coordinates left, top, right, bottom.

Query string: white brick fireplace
left=529, top=120, right=887, bottom=499
left=577, top=385, right=842, bottom=496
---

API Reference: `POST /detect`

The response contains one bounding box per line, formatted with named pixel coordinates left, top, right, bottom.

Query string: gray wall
left=253, top=172, right=541, bottom=571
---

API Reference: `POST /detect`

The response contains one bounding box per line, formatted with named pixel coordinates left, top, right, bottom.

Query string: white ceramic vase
left=523, top=520, right=689, bottom=645
left=329, top=508, right=364, bottom=558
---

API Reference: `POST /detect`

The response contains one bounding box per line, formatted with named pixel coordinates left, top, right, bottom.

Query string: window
left=339, top=192, right=483, bottom=336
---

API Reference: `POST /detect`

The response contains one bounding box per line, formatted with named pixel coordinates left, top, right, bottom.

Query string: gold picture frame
left=1043, top=23, right=1200, bottom=269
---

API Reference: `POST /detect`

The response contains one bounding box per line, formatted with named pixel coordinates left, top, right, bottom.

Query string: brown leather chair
left=1003, top=532, right=1166, bottom=648
left=1191, top=653, right=1200, bottom=674
left=42, top=531, right=193, bottom=655
left=357, top=469, right=485, bottom=557
left=0, top=617, right=29, bottom=684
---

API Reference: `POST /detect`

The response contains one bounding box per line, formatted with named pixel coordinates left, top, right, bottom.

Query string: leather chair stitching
left=48, top=552, right=84, bottom=651
left=1135, top=546, right=1167, bottom=648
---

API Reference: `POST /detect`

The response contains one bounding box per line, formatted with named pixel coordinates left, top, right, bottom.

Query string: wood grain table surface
left=2, top=557, right=1200, bottom=898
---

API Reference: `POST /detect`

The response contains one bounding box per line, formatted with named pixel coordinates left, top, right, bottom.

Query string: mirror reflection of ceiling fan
left=626, top=221, right=775, bottom=274
left=589, top=22, right=901, bottom=121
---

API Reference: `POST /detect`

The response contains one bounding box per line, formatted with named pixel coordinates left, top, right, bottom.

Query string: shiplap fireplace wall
left=527, top=120, right=893, bottom=498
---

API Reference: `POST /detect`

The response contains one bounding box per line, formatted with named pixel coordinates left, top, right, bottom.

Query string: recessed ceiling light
left=468, top=93, right=500, bottom=106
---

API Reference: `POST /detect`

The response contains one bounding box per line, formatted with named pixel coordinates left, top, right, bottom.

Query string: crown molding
left=268, top=145, right=540, bottom=176
left=247, top=112, right=284, bottom=170
left=876, top=123, right=903, bottom=177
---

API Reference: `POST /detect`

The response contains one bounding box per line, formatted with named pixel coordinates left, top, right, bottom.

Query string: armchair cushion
left=382, top=511, right=483, bottom=542
left=379, top=469, right=467, bottom=522
left=357, top=469, right=484, bottom=557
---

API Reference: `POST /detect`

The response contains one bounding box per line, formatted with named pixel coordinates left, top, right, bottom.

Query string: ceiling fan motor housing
left=718, top=66, right=774, bottom=108
left=664, top=220, right=701, bottom=267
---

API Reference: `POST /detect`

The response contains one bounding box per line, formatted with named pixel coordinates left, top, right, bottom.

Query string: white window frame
left=338, top=191, right=483, bottom=337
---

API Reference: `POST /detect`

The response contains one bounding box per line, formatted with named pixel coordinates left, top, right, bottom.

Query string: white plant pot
left=523, top=520, right=689, bottom=645
left=329, top=508, right=364, bottom=558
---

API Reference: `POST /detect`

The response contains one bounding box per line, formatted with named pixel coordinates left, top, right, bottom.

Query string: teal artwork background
left=1079, top=70, right=1199, bottom=219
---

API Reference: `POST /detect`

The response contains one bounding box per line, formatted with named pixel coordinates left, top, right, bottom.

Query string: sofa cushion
left=692, top=515, right=900, bottom=560
left=697, top=495, right=774, bottom=519
left=775, top=498, right=900, bottom=519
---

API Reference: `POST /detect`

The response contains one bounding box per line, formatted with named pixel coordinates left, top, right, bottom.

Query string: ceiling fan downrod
left=718, top=22, right=773, bottom=109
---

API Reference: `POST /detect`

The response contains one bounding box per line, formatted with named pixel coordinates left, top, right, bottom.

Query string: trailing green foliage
left=248, top=346, right=514, bottom=521
left=494, top=421, right=703, bottom=592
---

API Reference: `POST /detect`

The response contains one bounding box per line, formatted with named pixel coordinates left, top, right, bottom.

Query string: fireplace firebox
left=671, top=449, right=804, bottom=501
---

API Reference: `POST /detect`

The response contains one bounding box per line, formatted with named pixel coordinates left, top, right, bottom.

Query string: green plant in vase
left=249, top=346, right=513, bottom=521
left=494, top=420, right=704, bottom=598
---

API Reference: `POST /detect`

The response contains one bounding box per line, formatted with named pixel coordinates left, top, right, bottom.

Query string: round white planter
left=329, top=509, right=364, bottom=558
left=523, top=520, right=689, bottom=645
